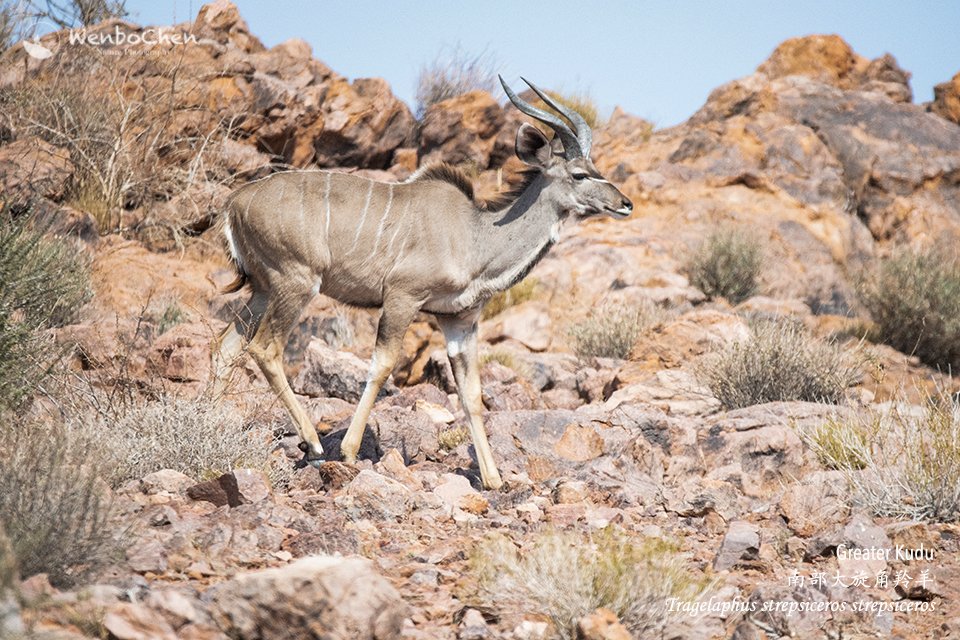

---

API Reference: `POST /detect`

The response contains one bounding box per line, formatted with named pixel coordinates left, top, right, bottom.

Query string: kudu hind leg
left=211, top=290, right=268, bottom=398
left=340, top=295, right=421, bottom=463
left=247, top=285, right=323, bottom=460
left=439, top=313, right=503, bottom=490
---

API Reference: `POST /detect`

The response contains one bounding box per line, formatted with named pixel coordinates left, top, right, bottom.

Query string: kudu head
left=500, top=75, right=633, bottom=219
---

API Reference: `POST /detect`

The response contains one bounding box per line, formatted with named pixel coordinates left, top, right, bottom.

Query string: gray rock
left=207, top=556, right=409, bottom=640
left=103, top=602, right=178, bottom=640
left=459, top=607, right=491, bottom=640
left=139, top=469, right=196, bottom=495
left=714, top=520, right=761, bottom=570
left=293, top=339, right=396, bottom=402
left=334, top=470, right=413, bottom=521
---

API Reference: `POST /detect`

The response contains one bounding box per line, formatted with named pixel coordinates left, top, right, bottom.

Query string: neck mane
left=408, top=163, right=542, bottom=213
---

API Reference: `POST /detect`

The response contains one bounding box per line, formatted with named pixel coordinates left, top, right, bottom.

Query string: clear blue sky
left=122, top=1, right=960, bottom=128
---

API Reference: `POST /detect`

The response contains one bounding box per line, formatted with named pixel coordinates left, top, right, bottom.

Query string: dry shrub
left=30, top=0, right=127, bottom=28
left=482, top=277, right=538, bottom=320
left=0, top=209, right=91, bottom=410
left=686, top=226, right=764, bottom=304
left=700, top=319, right=859, bottom=409
left=415, top=45, right=497, bottom=118
left=803, top=391, right=960, bottom=522
left=860, top=245, right=960, bottom=371
left=5, top=47, right=231, bottom=233
left=568, top=299, right=664, bottom=360
left=66, top=393, right=288, bottom=488
left=471, top=528, right=712, bottom=639
left=0, top=420, right=119, bottom=587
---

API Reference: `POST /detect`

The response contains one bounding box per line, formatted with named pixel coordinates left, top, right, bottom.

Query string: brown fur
left=412, top=163, right=541, bottom=212
left=476, top=169, right=541, bottom=211
left=412, top=164, right=475, bottom=200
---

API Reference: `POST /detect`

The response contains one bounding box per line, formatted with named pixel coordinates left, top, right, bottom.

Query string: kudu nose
left=621, top=198, right=633, bottom=212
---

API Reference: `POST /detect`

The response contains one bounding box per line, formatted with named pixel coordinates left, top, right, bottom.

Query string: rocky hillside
left=2, top=3, right=960, bottom=639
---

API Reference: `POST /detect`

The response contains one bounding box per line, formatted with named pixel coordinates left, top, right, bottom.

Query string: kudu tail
left=220, top=209, right=250, bottom=294
left=221, top=269, right=249, bottom=294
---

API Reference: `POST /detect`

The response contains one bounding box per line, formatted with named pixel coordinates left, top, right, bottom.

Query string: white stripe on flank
left=350, top=182, right=374, bottom=252
left=324, top=173, right=332, bottom=240
left=369, top=184, right=393, bottom=257
left=385, top=200, right=408, bottom=255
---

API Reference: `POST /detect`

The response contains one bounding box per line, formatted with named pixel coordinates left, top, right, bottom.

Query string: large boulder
left=207, top=556, right=409, bottom=639
left=418, top=90, right=505, bottom=168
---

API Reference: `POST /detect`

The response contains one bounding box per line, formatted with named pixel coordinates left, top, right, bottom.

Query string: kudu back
left=214, top=76, right=632, bottom=490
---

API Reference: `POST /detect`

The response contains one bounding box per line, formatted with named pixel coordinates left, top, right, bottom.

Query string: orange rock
left=553, top=424, right=604, bottom=462
left=757, top=34, right=861, bottom=88
left=576, top=607, right=631, bottom=640
left=419, top=90, right=505, bottom=168
left=932, top=71, right=960, bottom=125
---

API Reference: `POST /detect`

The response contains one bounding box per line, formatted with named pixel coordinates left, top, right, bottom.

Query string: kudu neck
left=469, top=173, right=567, bottom=281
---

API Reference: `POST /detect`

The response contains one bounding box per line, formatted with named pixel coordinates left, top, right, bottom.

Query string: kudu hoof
left=294, top=441, right=324, bottom=470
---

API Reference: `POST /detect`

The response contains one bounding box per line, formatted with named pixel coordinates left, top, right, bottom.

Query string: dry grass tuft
left=471, top=528, right=712, bottom=638
left=700, top=319, right=859, bottom=409
left=482, top=277, right=538, bottom=320
left=568, top=299, right=664, bottom=360
left=437, top=426, right=470, bottom=451
left=544, top=90, right=601, bottom=129
left=686, top=226, right=764, bottom=304
left=802, top=390, right=960, bottom=522
left=859, top=245, right=960, bottom=371
left=479, top=348, right=530, bottom=379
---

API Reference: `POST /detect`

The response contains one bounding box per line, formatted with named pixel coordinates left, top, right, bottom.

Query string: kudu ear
left=515, top=123, right=552, bottom=167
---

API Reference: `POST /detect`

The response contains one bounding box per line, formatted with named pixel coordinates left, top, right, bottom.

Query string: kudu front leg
left=340, top=295, right=421, bottom=464
left=439, top=312, right=503, bottom=490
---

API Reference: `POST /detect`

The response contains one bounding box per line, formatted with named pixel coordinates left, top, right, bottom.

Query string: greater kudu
left=213, top=76, right=632, bottom=490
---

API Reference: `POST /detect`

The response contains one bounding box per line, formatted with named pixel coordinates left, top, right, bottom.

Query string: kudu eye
left=572, top=172, right=589, bottom=181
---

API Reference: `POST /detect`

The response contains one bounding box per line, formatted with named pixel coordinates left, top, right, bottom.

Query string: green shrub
left=569, top=299, right=663, bottom=360
left=686, top=227, right=764, bottom=304
left=0, top=523, right=15, bottom=594
left=802, top=391, right=960, bottom=522
left=859, top=245, right=960, bottom=370
left=0, top=422, right=118, bottom=587
left=700, top=319, right=859, bottom=409
left=0, top=211, right=91, bottom=409
left=414, top=45, right=497, bottom=119
left=471, top=528, right=712, bottom=638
